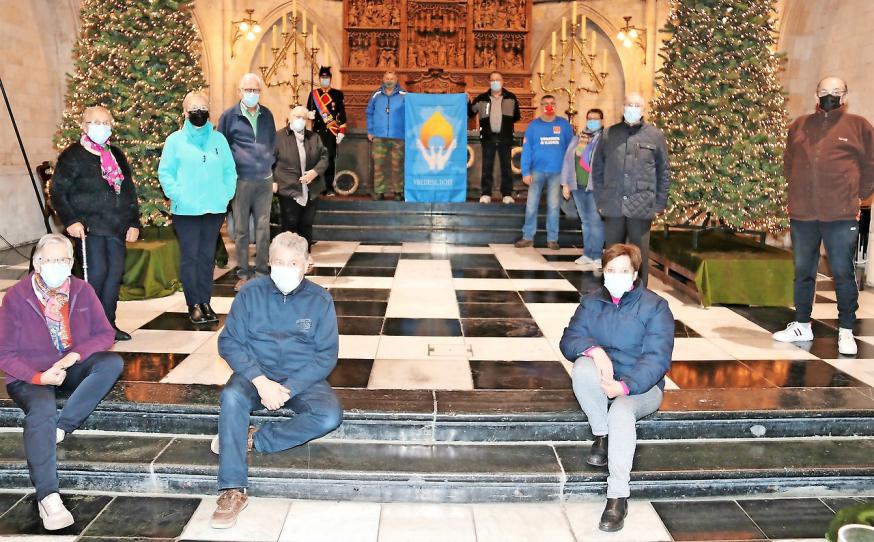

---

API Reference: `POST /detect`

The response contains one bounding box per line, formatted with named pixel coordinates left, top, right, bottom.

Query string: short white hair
left=239, top=72, right=264, bottom=89
left=269, top=232, right=309, bottom=262
left=182, top=91, right=209, bottom=112
left=33, top=233, right=74, bottom=263
left=289, top=105, right=308, bottom=120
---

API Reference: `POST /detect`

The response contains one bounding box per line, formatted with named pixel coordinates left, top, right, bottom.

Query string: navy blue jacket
left=365, top=85, right=407, bottom=139
left=218, top=276, right=338, bottom=395
left=217, top=102, right=277, bottom=180
left=559, top=284, right=674, bottom=394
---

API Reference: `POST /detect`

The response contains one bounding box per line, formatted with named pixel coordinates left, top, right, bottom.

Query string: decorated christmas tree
left=651, top=0, right=789, bottom=232
left=54, top=0, right=205, bottom=227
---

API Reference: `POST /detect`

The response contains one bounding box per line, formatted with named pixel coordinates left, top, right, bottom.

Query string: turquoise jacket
left=158, top=120, right=237, bottom=216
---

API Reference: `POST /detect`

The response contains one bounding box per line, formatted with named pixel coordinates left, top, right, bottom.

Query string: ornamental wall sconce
left=231, top=8, right=262, bottom=59
left=617, top=16, right=646, bottom=64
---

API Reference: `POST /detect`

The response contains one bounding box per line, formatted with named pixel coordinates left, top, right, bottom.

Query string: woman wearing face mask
left=272, top=105, right=329, bottom=247
left=561, top=108, right=607, bottom=270
left=50, top=106, right=141, bottom=342
left=158, top=91, right=237, bottom=324
left=559, top=243, right=674, bottom=533
left=0, top=234, right=123, bottom=531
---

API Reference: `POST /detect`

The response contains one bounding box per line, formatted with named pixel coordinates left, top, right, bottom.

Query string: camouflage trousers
left=371, top=137, right=405, bottom=195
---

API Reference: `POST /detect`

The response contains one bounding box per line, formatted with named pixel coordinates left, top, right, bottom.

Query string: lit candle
left=590, top=28, right=597, bottom=55
left=539, top=49, right=545, bottom=73
left=260, top=43, right=266, bottom=67
left=282, top=12, right=287, bottom=34
left=572, top=1, right=578, bottom=25
left=551, top=31, right=556, bottom=56
left=303, top=10, right=308, bottom=31
left=313, top=23, right=318, bottom=44
left=561, top=17, right=567, bottom=41
left=272, top=25, right=277, bottom=48
left=581, top=15, right=587, bottom=39
left=292, top=0, right=297, bottom=16
left=602, top=48, right=607, bottom=72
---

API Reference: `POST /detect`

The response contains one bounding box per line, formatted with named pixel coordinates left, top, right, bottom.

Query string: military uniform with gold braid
left=306, top=66, right=347, bottom=195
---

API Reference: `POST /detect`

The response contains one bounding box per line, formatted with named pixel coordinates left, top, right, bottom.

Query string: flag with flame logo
left=404, top=93, right=468, bottom=202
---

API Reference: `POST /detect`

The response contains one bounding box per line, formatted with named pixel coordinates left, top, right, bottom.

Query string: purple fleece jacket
left=0, top=274, right=115, bottom=384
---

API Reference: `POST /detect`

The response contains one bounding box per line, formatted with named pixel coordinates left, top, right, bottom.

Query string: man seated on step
left=0, top=233, right=123, bottom=531
left=210, top=231, right=342, bottom=529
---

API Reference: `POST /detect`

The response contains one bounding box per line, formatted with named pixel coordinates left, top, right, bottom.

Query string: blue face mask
left=40, top=263, right=72, bottom=289
left=86, top=124, right=112, bottom=146
left=586, top=119, right=602, bottom=132
left=241, top=92, right=260, bottom=108
left=320, top=78, right=331, bottom=88
left=624, top=106, right=643, bottom=124
left=490, top=81, right=502, bottom=92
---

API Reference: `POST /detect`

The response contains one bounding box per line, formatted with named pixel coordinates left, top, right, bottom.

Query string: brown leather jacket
left=785, top=105, right=874, bottom=221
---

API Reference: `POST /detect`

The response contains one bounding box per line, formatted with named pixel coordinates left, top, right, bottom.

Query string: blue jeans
left=522, top=172, right=561, bottom=242
left=217, top=374, right=343, bottom=490
left=790, top=219, right=859, bottom=329
left=6, top=352, right=123, bottom=500
left=571, top=190, right=605, bottom=260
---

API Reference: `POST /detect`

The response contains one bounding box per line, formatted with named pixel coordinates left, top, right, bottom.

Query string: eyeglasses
left=270, top=260, right=302, bottom=268
left=817, top=88, right=847, bottom=98
left=39, top=257, right=73, bottom=266
left=241, top=88, right=261, bottom=94
left=85, top=120, right=111, bottom=127
left=187, top=107, right=209, bottom=113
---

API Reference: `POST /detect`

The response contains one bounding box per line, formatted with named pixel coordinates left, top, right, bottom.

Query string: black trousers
left=316, top=130, right=338, bottom=193
left=603, top=216, right=653, bottom=286
left=173, top=213, right=225, bottom=307
left=481, top=140, right=513, bottom=197
left=278, top=195, right=319, bottom=247
left=74, top=234, right=125, bottom=326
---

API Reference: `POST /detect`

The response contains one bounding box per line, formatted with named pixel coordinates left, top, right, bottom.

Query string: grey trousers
left=233, top=178, right=273, bottom=278
left=572, top=357, right=663, bottom=498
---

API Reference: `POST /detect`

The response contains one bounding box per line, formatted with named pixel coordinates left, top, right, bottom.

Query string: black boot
left=113, top=326, right=131, bottom=341
left=587, top=435, right=608, bottom=467
left=200, top=303, right=219, bottom=323
left=598, top=497, right=628, bottom=532
left=188, top=305, right=208, bottom=324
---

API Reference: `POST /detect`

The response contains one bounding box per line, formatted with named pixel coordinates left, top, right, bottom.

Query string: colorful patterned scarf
left=81, top=134, right=124, bottom=194
left=576, top=132, right=601, bottom=173
left=33, top=274, right=73, bottom=353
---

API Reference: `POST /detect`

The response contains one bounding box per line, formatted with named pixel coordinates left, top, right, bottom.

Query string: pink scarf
left=81, top=134, right=124, bottom=194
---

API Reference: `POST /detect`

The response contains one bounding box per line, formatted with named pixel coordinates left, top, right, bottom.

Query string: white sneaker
left=479, top=195, right=492, bottom=204
left=574, top=255, right=603, bottom=271
left=56, top=428, right=65, bottom=444
left=772, top=322, right=813, bottom=343
left=210, top=434, right=220, bottom=455
left=502, top=195, right=514, bottom=204
left=38, top=493, right=74, bottom=531
left=575, top=255, right=594, bottom=265
left=839, top=328, right=858, bottom=355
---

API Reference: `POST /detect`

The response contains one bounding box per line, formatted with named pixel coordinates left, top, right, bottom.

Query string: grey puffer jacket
left=591, top=120, right=670, bottom=219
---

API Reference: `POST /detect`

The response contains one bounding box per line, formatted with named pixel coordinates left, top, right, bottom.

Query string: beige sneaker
left=210, top=488, right=248, bottom=529
left=479, top=195, right=492, bottom=204
left=514, top=238, right=533, bottom=248
left=38, top=493, right=74, bottom=531
left=210, top=425, right=257, bottom=455
left=502, top=195, right=515, bottom=204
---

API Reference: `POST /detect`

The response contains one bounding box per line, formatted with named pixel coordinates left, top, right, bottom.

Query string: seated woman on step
left=0, top=233, right=123, bottom=531
left=559, top=243, right=674, bottom=532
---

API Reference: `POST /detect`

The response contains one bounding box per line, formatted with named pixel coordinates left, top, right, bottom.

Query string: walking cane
left=81, top=236, right=88, bottom=283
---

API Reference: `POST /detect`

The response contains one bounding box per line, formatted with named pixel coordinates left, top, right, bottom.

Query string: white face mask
left=290, top=118, right=307, bottom=133
left=271, top=266, right=302, bottom=294
left=603, top=272, right=635, bottom=299
left=87, top=124, right=112, bottom=146
left=624, top=105, right=643, bottom=124
left=40, top=263, right=72, bottom=289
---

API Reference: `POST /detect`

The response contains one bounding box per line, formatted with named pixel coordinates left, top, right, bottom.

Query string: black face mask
left=819, top=94, right=843, bottom=112
left=188, top=110, right=209, bottom=127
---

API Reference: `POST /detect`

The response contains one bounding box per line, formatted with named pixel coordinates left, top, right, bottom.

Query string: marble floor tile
left=564, top=500, right=673, bottom=542
left=550, top=261, right=591, bottom=271
left=378, top=503, right=476, bottom=542
left=345, top=252, right=401, bottom=268
left=510, top=278, right=577, bottom=291
left=334, top=300, right=388, bottom=317
left=118, top=291, right=188, bottom=313
left=669, top=360, right=777, bottom=389
left=741, top=359, right=868, bottom=387
left=492, top=247, right=552, bottom=270
left=473, top=503, right=575, bottom=542
left=307, top=275, right=337, bottom=287
left=110, top=329, right=215, bottom=354
left=402, top=241, right=448, bottom=253
left=113, top=310, right=163, bottom=333
left=368, top=358, right=473, bottom=390
left=470, top=360, right=571, bottom=389
left=339, top=266, right=397, bottom=277
left=393, top=259, right=453, bottom=281
left=374, top=335, right=466, bottom=359
left=670, top=305, right=772, bottom=338
left=161, top=353, right=232, bottom=385
left=671, top=338, right=735, bottom=361
left=328, top=359, right=375, bottom=388
left=707, top=335, right=818, bottom=360
left=451, top=268, right=509, bottom=279
left=355, top=244, right=403, bottom=253
left=535, top=247, right=582, bottom=255
left=139, top=311, right=227, bottom=332
left=452, top=278, right=516, bottom=290
left=663, top=376, right=681, bottom=390
left=310, top=241, right=359, bottom=266
left=279, top=500, right=381, bottom=542
left=180, top=496, right=290, bottom=541
left=83, top=495, right=200, bottom=538
left=458, top=302, right=532, bottom=319
left=117, top=352, right=188, bottom=382
left=385, top=287, right=459, bottom=318
left=383, top=317, right=463, bottom=336
left=519, top=290, right=582, bottom=304
left=192, top=332, right=220, bottom=355
left=455, top=289, right=522, bottom=303
left=822, top=358, right=874, bottom=387
left=446, top=245, right=495, bottom=254
left=651, top=500, right=766, bottom=541
left=736, top=497, right=838, bottom=540
left=460, top=318, right=543, bottom=338
left=465, top=337, right=559, bottom=361
left=0, top=493, right=109, bottom=537
left=339, top=335, right=381, bottom=359
left=328, top=288, right=392, bottom=302
left=331, top=276, right=395, bottom=289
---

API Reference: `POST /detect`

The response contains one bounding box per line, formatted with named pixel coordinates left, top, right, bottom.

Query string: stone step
left=0, top=432, right=870, bottom=502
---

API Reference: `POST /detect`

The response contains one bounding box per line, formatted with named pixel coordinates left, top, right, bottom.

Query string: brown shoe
left=233, top=277, right=248, bottom=292
left=210, top=425, right=257, bottom=455
left=210, top=488, right=248, bottom=529
left=547, top=241, right=560, bottom=250
left=514, top=238, right=533, bottom=248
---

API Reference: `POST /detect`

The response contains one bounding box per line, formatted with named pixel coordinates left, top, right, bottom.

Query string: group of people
left=0, top=71, right=871, bottom=534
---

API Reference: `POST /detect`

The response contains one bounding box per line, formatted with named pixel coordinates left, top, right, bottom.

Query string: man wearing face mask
left=218, top=73, right=277, bottom=292
left=0, top=234, right=123, bottom=531
left=592, top=92, right=670, bottom=286
left=773, top=77, right=874, bottom=355
left=365, top=71, right=407, bottom=200
left=210, top=232, right=341, bottom=529
left=51, top=106, right=141, bottom=342
left=468, top=71, right=521, bottom=204
left=273, top=106, right=329, bottom=246
left=306, top=66, right=347, bottom=197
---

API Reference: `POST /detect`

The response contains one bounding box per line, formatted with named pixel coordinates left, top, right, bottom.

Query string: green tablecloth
left=650, top=230, right=793, bottom=307
left=119, top=227, right=182, bottom=301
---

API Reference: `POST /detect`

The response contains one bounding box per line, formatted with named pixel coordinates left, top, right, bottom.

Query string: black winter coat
left=591, top=121, right=670, bottom=219
left=273, top=129, right=329, bottom=201
left=50, top=142, right=140, bottom=237
left=468, top=89, right=521, bottom=143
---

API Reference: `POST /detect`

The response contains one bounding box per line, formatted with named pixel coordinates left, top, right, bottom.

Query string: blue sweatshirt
left=365, top=85, right=407, bottom=139
left=158, top=120, right=237, bottom=216
left=521, top=117, right=574, bottom=176
left=217, top=102, right=277, bottom=180
left=218, top=276, right=338, bottom=395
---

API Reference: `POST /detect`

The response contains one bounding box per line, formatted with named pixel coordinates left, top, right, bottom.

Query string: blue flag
left=404, top=93, right=468, bottom=203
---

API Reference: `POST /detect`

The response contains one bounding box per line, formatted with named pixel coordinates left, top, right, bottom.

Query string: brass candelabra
left=257, top=11, right=322, bottom=107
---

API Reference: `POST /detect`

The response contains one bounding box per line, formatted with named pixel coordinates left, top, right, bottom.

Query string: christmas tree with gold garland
left=651, top=0, right=788, bottom=232
left=54, top=0, right=205, bottom=227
